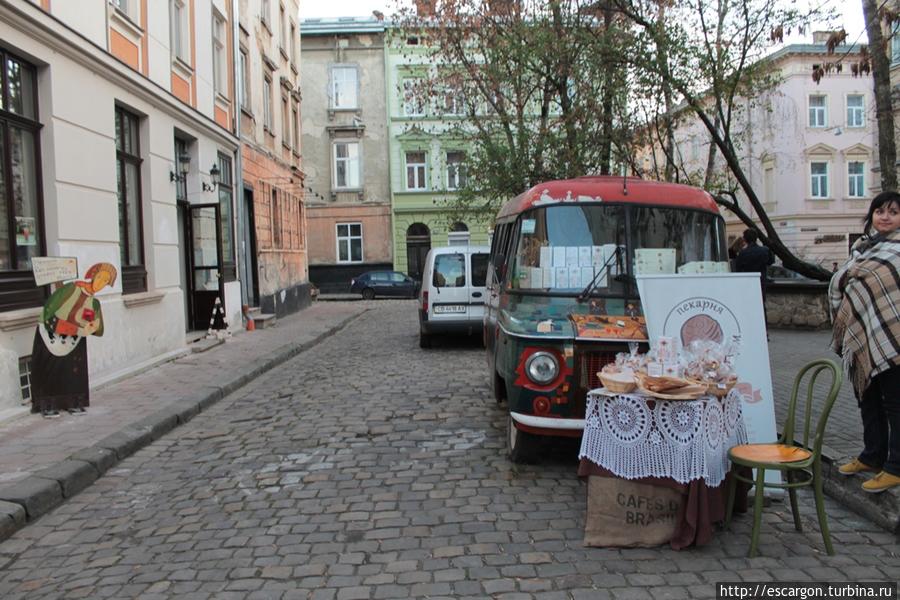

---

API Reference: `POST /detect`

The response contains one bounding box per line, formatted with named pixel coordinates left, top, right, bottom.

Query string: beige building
left=300, top=17, right=393, bottom=293
left=0, top=0, right=242, bottom=412
left=236, top=0, right=309, bottom=317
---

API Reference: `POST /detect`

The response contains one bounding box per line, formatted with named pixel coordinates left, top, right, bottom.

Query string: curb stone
left=0, top=309, right=367, bottom=543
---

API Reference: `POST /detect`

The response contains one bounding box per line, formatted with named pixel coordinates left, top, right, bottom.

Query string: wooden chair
left=725, top=358, right=843, bottom=557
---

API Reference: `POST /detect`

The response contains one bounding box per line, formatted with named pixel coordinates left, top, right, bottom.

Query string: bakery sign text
left=675, top=298, right=725, bottom=316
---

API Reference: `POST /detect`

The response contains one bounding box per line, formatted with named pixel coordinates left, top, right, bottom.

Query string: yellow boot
left=861, top=471, right=900, bottom=493
left=838, top=458, right=878, bottom=476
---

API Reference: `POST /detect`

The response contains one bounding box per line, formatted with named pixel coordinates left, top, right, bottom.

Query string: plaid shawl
left=829, top=229, right=900, bottom=399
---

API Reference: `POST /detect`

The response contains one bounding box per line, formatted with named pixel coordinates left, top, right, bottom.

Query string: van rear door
left=469, top=251, right=489, bottom=321
left=431, top=252, right=469, bottom=320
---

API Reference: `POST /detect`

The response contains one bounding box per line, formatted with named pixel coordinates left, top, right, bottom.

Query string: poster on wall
left=15, top=217, right=37, bottom=246
left=636, top=273, right=778, bottom=464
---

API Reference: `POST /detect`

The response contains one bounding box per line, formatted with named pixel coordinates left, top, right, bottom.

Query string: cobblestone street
left=0, top=302, right=897, bottom=599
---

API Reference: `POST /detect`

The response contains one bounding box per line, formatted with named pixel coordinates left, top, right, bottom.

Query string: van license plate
left=434, top=305, right=465, bottom=314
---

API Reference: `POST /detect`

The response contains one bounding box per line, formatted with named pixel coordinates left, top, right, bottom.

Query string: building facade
left=385, top=28, right=490, bottom=282
left=655, top=41, right=877, bottom=268
left=300, top=17, right=393, bottom=294
left=0, top=0, right=241, bottom=410
left=237, top=0, right=309, bottom=317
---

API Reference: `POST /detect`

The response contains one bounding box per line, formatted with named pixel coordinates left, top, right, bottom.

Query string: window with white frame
left=282, top=94, right=290, bottom=143
left=263, top=75, right=273, bottom=130
left=443, top=85, right=465, bottom=116
left=336, top=223, right=363, bottom=263
left=330, top=67, right=358, bottom=109
left=406, top=151, right=427, bottom=190
left=261, top=0, right=271, bottom=26
left=848, top=161, right=866, bottom=197
left=446, top=151, right=466, bottom=190
left=808, top=95, right=826, bottom=128
left=846, top=95, right=864, bottom=128
left=279, top=4, right=286, bottom=51
left=239, top=48, right=250, bottom=109
left=290, top=22, right=297, bottom=65
left=169, top=0, right=189, bottom=63
left=810, top=161, right=829, bottom=198
left=111, top=0, right=138, bottom=23
left=212, top=12, right=226, bottom=96
left=333, top=141, right=360, bottom=189
left=402, top=78, right=426, bottom=116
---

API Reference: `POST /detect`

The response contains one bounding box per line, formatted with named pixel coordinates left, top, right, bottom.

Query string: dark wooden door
left=188, top=204, right=224, bottom=330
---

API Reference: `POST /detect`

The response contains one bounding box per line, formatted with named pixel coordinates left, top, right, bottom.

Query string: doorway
left=406, top=222, right=431, bottom=282
left=184, top=203, right=225, bottom=331
left=241, top=185, right=260, bottom=307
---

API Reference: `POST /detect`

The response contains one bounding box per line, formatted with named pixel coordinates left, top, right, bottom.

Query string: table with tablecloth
left=578, top=388, right=750, bottom=549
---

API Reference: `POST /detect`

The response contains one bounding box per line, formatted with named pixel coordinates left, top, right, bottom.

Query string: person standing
left=830, top=191, right=900, bottom=493
left=735, top=229, right=775, bottom=332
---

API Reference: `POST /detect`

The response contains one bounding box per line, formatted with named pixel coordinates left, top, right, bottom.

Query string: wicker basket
left=598, top=372, right=637, bottom=394
left=688, top=378, right=737, bottom=398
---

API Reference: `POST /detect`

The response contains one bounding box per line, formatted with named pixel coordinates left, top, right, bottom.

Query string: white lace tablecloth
left=578, top=388, right=747, bottom=487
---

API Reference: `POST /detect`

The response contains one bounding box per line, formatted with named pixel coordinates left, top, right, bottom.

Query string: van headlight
left=525, top=351, right=559, bottom=385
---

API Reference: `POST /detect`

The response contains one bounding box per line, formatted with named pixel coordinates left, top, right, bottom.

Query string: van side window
left=471, top=253, right=489, bottom=286
left=434, top=253, right=465, bottom=287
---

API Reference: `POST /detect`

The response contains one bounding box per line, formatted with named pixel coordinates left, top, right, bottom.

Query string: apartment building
left=236, top=0, right=310, bottom=317
left=0, top=0, right=241, bottom=410
left=300, top=17, right=393, bottom=294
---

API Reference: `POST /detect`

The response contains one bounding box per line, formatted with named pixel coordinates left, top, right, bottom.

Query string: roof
left=765, top=43, right=863, bottom=64
left=300, top=16, right=387, bottom=35
left=496, top=176, right=720, bottom=220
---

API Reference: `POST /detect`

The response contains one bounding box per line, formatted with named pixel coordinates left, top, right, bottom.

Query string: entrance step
left=252, top=313, right=277, bottom=329
left=191, top=337, right=225, bottom=354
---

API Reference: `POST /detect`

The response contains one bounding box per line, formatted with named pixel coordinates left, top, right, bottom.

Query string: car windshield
left=508, top=204, right=726, bottom=297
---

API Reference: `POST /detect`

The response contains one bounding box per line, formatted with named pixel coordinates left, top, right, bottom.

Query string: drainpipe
left=232, top=0, right=248, bottom=306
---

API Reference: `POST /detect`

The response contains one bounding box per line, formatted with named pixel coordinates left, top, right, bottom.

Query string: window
left=174, top=138, right=188, bottom=203
left=279, top=4, right=286, bottom=51
left=261, top=0, right=270, bottom=26
left=239, top=48, right=250, bottom=109
left=115, top=106, right=146, bottom=293
left=290, top=22, right=297, bottom=65
left=282, top=94, right=290, bottom=143
left=406, top=151, right=427, bottom=190
left=111, top=0, right=138, bottom=23
left=291, top=104, right=299, bottom=151
left=848, top=161, right=865, bottom=197
left=808, top=95, right=826, bottom=128
left=472, top=253, right=489, bottom=287
left=217, top=154, right=235, bottom=277
left=263, top=74, right=273, bottom=130
left=443, top=85, right=465, bottom=116
left=333, top=141, right=360, bottom=189
left=810, top=161, right=829, bottom=198
left=446, top=151, right=466, bottom=190
left=330, top=66, right=358, bottom=109
left=336, top=223, right=363, bottom=263
left=402, top=78, right=425, bottom=116
left=212, top=12, right=226, bottom=96
left=0, top=52, right=44, bottom=310
left=847, top=95, right=864, bottom=128
left=433, top=253, right=465, bottom=287
left=271, top=188, right=281, bottom=247
left=169, top=0, right=189, bottom=63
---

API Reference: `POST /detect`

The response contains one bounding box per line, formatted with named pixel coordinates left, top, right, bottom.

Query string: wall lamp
left=170, top=153, right=191, bottom=182
left=202, top=164, right=220, bottom=192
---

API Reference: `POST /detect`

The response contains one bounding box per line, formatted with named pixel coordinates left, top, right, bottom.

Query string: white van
left=418, top=245, right=490, bottom=348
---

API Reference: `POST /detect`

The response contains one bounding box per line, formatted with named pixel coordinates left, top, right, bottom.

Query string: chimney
left=415, top=0, right=436, bottom=16
left=812, top=31, right=832, bottom=45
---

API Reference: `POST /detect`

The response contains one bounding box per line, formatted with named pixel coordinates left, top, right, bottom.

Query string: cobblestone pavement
left=766, top=329, right=860, bottom=461
left=0, top=303, right=897, bottom=599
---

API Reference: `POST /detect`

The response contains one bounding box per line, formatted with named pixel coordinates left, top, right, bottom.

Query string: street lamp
left=170, top=153, right=191, bottom=182
left=202, top=163, right=220, bottom=192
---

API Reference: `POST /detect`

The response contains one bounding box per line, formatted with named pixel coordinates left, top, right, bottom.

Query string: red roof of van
left=495, top=176, right=720, bottom=220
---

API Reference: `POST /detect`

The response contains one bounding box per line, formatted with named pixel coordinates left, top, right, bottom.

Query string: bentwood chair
left=725, top=358, right=843, bottom=557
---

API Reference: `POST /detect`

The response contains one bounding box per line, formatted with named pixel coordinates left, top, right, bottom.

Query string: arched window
left=405, top=223, right=431, bottom=281
left=450, top=222, right=468, bottom=232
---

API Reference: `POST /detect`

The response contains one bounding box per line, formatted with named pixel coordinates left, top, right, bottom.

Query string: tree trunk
left=862, top=0, right=898, bottom=192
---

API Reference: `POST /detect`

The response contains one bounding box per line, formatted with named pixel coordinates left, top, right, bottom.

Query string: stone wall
left=766, top=281, right=831, bottom=329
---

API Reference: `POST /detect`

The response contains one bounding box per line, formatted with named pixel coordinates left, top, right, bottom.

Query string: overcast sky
left=300, top=0, right=867, bottom=43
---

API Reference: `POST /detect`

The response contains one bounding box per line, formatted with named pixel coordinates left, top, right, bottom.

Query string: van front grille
left=578, top=350, right=617, bottom=390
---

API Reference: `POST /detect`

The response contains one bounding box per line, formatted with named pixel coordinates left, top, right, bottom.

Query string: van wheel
left=361, top=288, right=375, bottom=300
left=507, top=414, right=537, bottom=464
left=419, top=332, right=432, bottom=349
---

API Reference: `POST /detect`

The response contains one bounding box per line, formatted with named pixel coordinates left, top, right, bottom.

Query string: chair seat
left=730, top=443, right=812, bottom=464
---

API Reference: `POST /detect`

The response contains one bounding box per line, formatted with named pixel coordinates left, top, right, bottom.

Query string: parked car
left=418, top=245, right=490, bottom=348
left=350, top=271, right=418, bottom=300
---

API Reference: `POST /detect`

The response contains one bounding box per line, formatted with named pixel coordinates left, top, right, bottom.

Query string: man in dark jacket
left=735, top=229, right=775, bottom=334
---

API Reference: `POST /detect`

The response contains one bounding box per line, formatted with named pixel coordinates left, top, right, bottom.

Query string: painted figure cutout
left=30, top=262, right=117, bottom=418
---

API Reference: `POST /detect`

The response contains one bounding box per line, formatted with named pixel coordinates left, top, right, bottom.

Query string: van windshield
left=508, top=204, right=726, bottom=297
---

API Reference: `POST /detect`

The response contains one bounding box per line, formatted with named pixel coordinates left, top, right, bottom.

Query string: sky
left=300, top=0, right=868, bottom=43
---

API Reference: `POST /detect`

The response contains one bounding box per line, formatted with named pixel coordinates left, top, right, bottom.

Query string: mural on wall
left=31, top=262, right=117, bottom=418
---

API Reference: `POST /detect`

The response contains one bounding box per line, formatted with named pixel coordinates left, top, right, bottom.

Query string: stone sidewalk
left=0, top=300, right=372, bottom=541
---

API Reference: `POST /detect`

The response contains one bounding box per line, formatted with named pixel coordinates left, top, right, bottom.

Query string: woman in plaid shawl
left=829, top=191, right=900, bottom=493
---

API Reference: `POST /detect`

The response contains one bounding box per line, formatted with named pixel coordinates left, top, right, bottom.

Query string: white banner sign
left=32, top=256, right=79, bottom=286
left=636, top=273, right=778, bottom=451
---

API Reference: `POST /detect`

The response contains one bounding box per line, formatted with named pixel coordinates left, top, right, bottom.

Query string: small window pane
left=351, top=239, right=362, bottom=261
left=0, top=127, right=8, bottom=270
left=350, top=223, right=361, bottom=236
left=6, top=59, right=35, bottom=119
left=125, top=162, right=142, bottom=266
left=434, top=254, right=465, bottom=287
left=10, top=127, right=40, bottom=270
left=471, top=253, right=489, bottom=286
